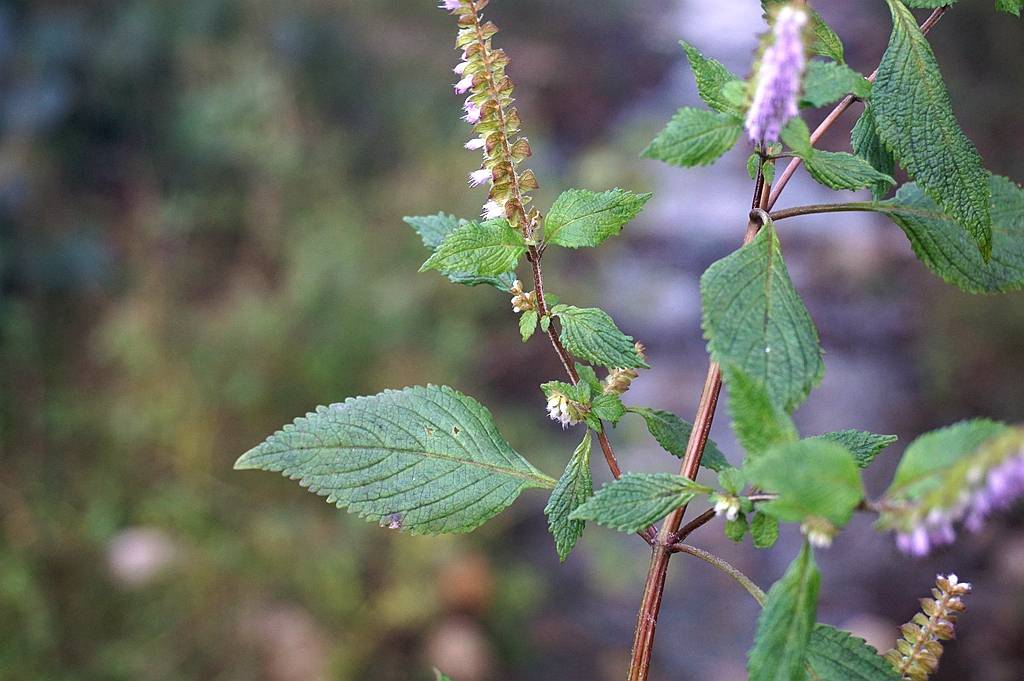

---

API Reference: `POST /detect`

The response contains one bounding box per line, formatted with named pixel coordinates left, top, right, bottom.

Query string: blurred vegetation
left=0, top=2, right=1021, bottom=681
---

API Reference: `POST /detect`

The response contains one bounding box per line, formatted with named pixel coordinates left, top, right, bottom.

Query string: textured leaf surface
left=782, top=118, right=894, bottom=192
left=850, top=107, right=897, bottom=200
left=879, top=177, right=1024, bottom=294
left=801, top=61, right=871, bottom=108
left=702, top=225, right=824, bottom=413
left=544, top=188, right=651, bottom=248
left=553, top=305, right=648, bottom=369
left=519, top=310, right=538, bottom=342
left=996, top=0, right=1022, bottom=16
left=420, top=218, right=526, bottom=277
left=874, top=0, right=992, bottom=256
left=751, top=512, right=780, bottom=549
left=406, top=213, right=516, bottom=291
left=748, top=544, right=821, bottom=681
left=745, top=440, right=863, bottom=526
left=627, top=407, right=731, bottom=472
left=723, top=365, right=798, bottom=460
left=808, top=430, right=897, bottom=469
left=544, top=431, right=593, bottom=561
left=570, top=473, right=709, bottom=533
left=235, top=385, right=555, bottom=534
left=804, top=625, right=900, bottom=681
left=886, top=419, right=1008, bottom=501
left=642, top=108, right=743, bottom=168
left=681, top=41, right=743, bottom=114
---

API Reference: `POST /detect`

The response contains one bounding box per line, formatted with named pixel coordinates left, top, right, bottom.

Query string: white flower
left=482, top=200, right=504, bottom=220
left=465, top=137, right=486, bottom=151
left=713, top=496, right=740, bottom=521
left=545, top=392, right=579, bottom=429
left=468, top=168, right=491, bottom=187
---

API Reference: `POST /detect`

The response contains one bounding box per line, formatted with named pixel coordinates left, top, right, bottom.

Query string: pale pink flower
left=468, top=168, right=491, bottom=187
left=464, top=137, right=486, bottom=151
left=462, top=102, right=482, bottom=124
left=454, top=74, right=474, bottom=95
left=482, top=200, right=504, bottom=219
left=438, top=0, right=461, bottom=11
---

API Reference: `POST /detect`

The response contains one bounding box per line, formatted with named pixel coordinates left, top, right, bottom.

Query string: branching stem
left=670, top=543, right=767, bottom=606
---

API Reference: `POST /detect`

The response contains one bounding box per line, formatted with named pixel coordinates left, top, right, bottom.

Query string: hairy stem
left=766, top=6, right=948, bottom=211
left=769, top=202, right=882, bottom=221
left=670, top=543, right=767, bottom=606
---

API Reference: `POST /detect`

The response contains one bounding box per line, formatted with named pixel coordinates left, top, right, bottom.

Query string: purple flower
left=454, top=74, right=475, bottom=95
left=468, top=168, right=491, bottom=187
left=438, top=0, right=461, bottom=11
left=462, top=102, right=482, bottom=124
left=453, top=61, right=469, bottom=75
left=745, top=5, right=808, bottom=145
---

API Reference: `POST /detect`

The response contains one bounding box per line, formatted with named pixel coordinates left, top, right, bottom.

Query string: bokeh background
left=1, top=1, right=1022, bottom=680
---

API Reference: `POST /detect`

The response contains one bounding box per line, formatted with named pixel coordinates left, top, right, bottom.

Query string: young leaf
left=751, top=512, right=780, bottom=549
left=701, top=223, right=824, bottom=413
left=808, top=430, right=898, bottom=469
left=420, top=218, right=526, bottom=277
left=544, top=188, right=652, bottom=249
left=722, top=365, right=798, bottom=460
left=570, top=473, right=711, bottom=533
left=626, top=407, right=732, bottom=472
left=680, top=40, right=743, bottom=114
left=642, top=108, right=743, bottom=168
left=885, top=418, right=1008, bottom=502
left=805, top=150, right=896, bottom=192
left=805, top=624, right=901, bottom=681
left=874, top=0, right=992, bottom=257
left=591, top=394, right=626, bottom=424
left=544, top=431, right=594, bottom=561
left=574, top=363, right=604, bottom=395
left=234, top=385, right=555, bottom=535
left=801, top=61, right=871, bottom=108
left=745, top=440, right=864, bottom=528
left=552, top=305, right=648, bottom=370
left=726, top=514, right=749, bottom=543
left=434, top=670, right=455, bottom=681
left=782, top=118, right=895, bottom=192
left=519, top=309, right=538, bottom=342
left=747, top=543, right=821, bottom=681
left=850, top=106, right=897, bottom=201
left=406, top=213, right=517, bottom=291
left=877, top=176, right=1024, bottom=294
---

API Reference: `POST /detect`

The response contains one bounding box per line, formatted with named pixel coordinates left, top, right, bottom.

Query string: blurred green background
left=0, top=1, right=1021, bottom=680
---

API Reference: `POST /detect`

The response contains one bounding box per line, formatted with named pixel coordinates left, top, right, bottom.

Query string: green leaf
left=570, top=473, right=711, bottom=533
left=519, top=310, right=538, bottom=342
left=642, top=108, right=743, bottom=168
left=420, top=218, right=526, bottom=277
left=541, top=379, right=590, bottom=405
left=745, top=440, right=864, bottom=527
left=552, top=305, right=648, bottom=370
left=996, top=0, right=1023, bottom=16
left=575, top=363, right=604, bottom=395
left=726, top=514, right=749, bottom=542
left=234, top=385, right=555, bottom=535
left=434, top=670, right=455, bottom=681
left=783, top=119, right=895, bottom=192
left=804, top=625, right=901, bottom=681
left=808, top=430, right=897, bottom=469
left=801, top=61, right=871, bottom=108
left=763, top=1, right=845, bottom=63
left=680, top=40, right=743, bottom=114
left=850, top=106, right=897, bottom=201
left=406, top=213, right=517, bottom=291
left=806, top=151, right=896, bottom=192
left=718, top=468, right=747, bottom=495
left=592, top=394, right=626, bottom=424
left=544, top=188, right=652, bottom=248
left=544, top=431, right=594, bottom=561
left=701, top=223, right=825, bottom=413
left=902, top=0, right=956, bottom=5
left=751, top=512, right=780, bottom=549
left=878, top=176, right=1024, bottom=294
left=723, top=365, right=798, bottom=460
left=886, top=418, right=1008, bottom=501
left=874, top=0, right=992, bottom=257
left=626, top=407, right=732, bottom=472
left=748, top=543, right=821, bottom=681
